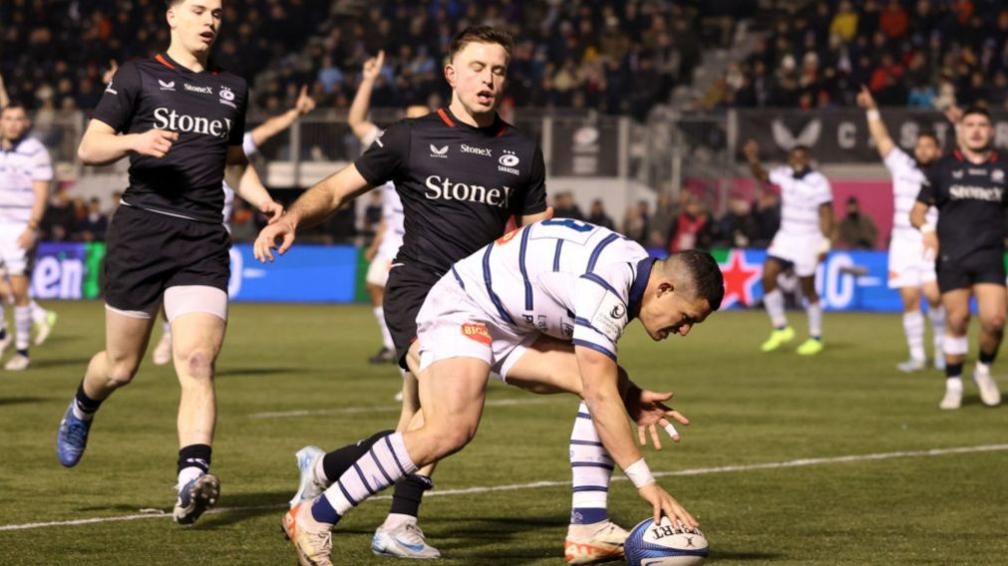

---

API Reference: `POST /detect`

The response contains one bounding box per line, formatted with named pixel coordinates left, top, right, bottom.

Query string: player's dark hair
left=671, top=250, right=724, bottom=311
left=790, top=144, right=811, bottom=154
left=917, top=131, right=939, bottom=144
left=448, top=26, right=513, bottom=62
left=962, top=106, right=992, bottom=122
left=1, top=101, right=28, bottom=114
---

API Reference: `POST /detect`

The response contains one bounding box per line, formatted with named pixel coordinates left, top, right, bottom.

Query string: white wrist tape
left=625, top=458, right=655, bottom=488
left=920, top=223, right=936, bottom=234
left=866, top=109, right=881, bottom=121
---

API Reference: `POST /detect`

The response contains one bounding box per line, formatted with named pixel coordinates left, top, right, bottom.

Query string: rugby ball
left=624, top=516, right=708, bottom=566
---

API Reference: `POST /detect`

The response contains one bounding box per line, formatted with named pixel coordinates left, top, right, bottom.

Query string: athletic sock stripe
left=569, top=439, right=604, bottom=447
left=336, top=480, right=358, bottom=506
left=571, top=461, right=614, bottom=470
left=576, top=412, right=592, bottom=419
left=518, top=226, right=533, bottom=311
left=384, top=435, right=407, bottom=476
left=368, top=447, right=394, bottom=485
left=352, top=462, right=375, bottom=495
left=572, top=485, right=610, bottom=493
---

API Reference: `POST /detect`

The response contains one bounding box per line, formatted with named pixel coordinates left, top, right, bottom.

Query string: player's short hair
left=1, top=101, right=28, bottom=115
left=448, top=26, right=513, bottom=63
left=671, top=250, right=724, bottom=311
left=962, top=106, right=992, bottom=122
left=790, top=144, right=811, bottom=154
left=917, top=131, right=939, bottom=144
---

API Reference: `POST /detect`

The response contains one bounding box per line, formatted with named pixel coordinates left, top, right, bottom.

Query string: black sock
left=74, top=381, right=103, bottom=416
left=979, top=350, right=997, bottom=365
left=389, top=473, right=433, bottom=518
left=0, top=327, right=6, bottom=340
left=178, top=444, right=212, bottom=474
left=946, top=362, right=963, bottom=379
left=321, top=429, right=394, bottom=483
left=17, top=348, right=28, bottom=357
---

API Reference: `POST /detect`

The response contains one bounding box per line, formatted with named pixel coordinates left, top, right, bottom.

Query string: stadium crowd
left=704, top=0, right=1008, bottom=110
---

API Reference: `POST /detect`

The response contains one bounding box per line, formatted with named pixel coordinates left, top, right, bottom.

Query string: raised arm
left=857, top=85, right=895, bottom=159
left=249, top=86, right=315, bottom=148
left=348, top=50, right=385, bottom=143
left=743, top=139, right=770, bottom=183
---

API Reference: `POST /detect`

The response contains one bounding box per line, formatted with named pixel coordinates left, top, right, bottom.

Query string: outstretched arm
left=249, top=86, right=315, bottom=148
left=857, top=85, right=895, bottom=159
left=349, top=50, right=385, bottom=143
left=224, top=146, right=282, bottom=221
left=743, top=139, right=770, bottom=183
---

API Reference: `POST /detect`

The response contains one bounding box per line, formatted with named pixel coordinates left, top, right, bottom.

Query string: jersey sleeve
left=767, top=166, right=791, bottom=187
left=811, top=173, right=833, bottom=206
left=30, top=142, right=54, bottom=182
left=571, top=266, right=632, bottom=361
left=883, top=147, right=914, bottom=175
left=354, top=120, right=410, bottom=186
left=518, top=146, right=548, bottom=216
left=242, top=131, right=258, bottom=157
left=91, top=62, right=142, bottom=132
left=917, top=163, right=939, bottom=205
left=228, top=82, right=249, bottom=146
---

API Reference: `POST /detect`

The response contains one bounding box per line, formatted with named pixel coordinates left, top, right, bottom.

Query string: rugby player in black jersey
left=911, top=106, right=1006, bottom=410
left=257, top=26, right=683, bottom=565
left=55, top=0, right=282, bottom=526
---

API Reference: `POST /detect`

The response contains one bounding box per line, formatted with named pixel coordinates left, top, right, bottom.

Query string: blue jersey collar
left=628, top=257, right=656, bottom=320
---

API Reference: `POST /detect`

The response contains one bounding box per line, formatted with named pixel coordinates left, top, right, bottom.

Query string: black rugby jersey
left=918, top=150, right=1008, bottom=260
left=92, top=53, right=248, bottom=223
left=355, top=107, right=547, bottom=276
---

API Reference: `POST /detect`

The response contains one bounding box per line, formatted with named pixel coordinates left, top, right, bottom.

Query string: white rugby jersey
left=451, top=219, right=652, bottom=361
left=376, top=181, right=405, bottom=260
left=883, top=147, right=937, bottom=242
left=768, top=166, right=833, bottom=237
left=0, top=137, right=52, bottom=224
left=220, top=132, right=258, bottom=230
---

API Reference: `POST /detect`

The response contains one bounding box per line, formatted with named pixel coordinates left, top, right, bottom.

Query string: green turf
left=1, top=302, right=1006, bottom=565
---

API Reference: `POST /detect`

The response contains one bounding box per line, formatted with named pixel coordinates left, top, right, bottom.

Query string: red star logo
left=720, top=249, right=761, bottom=308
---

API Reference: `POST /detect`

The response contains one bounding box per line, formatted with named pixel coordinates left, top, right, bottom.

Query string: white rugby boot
left=565, top=520, right=629, bottom=564
left=372, top=521, right=441, bottom=559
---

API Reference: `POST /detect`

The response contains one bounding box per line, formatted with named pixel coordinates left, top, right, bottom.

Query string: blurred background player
left=743, top=140, right=834, bottom=355
left=55, top=0, right=282, bottom=526
left=347, top=50, right=427, bottom=366
left=150, top=84, right=316, bottom=366
left=0, top=102, right=52, bottom=370
left=912, top=107, right=1005, bottom=410
left=857, top=86, right=946, bottom=373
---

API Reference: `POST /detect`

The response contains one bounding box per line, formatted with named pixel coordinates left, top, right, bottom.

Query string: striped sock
left=313, top=432, right=417, bottom=524
left=14, top=306, right=30, bottom=354
left=902, top=311, right=926, bottom=361
left=570, top=402, right=612, bottom=525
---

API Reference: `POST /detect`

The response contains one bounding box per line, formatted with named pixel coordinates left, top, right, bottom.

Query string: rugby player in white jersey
left=0, top=102, right=52, bottom=370
left=857, top=86, right=945, bottom=372
left=149, top=85, right=315, bottom=365
left=744, top=140, right=835, bottom=355
left=279, top=220, right=722, bottom=565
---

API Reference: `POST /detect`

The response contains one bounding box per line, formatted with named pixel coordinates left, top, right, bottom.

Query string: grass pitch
left=0, top=302, right=1006, bottom=565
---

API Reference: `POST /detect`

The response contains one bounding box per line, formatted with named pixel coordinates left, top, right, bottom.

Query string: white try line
left=2, top=443, right=1006, bottom=532
left=249, top=397, right=561, bottom=419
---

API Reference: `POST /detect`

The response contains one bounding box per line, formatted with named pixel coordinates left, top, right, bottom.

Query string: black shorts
left=936, top=248, right=1006, bottom=293
left=103, top=204, right=231, bottom=314
left=384, top=263, right=441, bottom=368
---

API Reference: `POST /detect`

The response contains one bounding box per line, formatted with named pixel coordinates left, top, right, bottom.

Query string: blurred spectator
left=42, top=187, right=75, bottom=242
left=830, top=1, right=859, bottom=42
left=361, top=190, right=383, bottom=239
left=553, top=191, right=585, bottom=221
left=647, top=192, right=679, bottom=249
left=77, top=197, right=109, bottom=241
left=752, top=189, right=781, bottom=247
left=229, top=199, right=259, bottom=242
left=587, top=199, right=614, bottom=230
left=835, top=196, right=878, bottom=249
left=714, top=195, right=761, bottom=248
left=623, top=200, right=651, bottom=246
left=668, top=196, right=712, bottom=252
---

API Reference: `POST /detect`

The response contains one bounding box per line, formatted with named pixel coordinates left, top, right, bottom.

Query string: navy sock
left=74, top=381, right=103, bottom=416
left=311, top=492, right=341, bottom=524
left=389, top=473, right=433, bottom=518
left=178, top=444, right=212, bottom=475
left=321, top=429, right=393, bottom=483
left=945, top=362, right=963, bottom=379
left=979, top=350, right=997, bottom=365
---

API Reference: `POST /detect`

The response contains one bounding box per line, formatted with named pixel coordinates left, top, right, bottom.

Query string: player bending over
left=911, top=106, right=1005, bottom=409
left=279, top=220, right=723, bottom=566
left=857, top=86, right=946, bottom=372
left=743, top=140, right=834, bottom=355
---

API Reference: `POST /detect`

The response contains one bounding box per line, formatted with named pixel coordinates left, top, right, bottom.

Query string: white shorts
left=767, top=232, right=823, bottom=277
left=365, top=256, right=392, bottom=287
left=888, top=238, right=937, bottom=289
left=0, top=223, right=30, bottom=276
left=416, top=276, right=536, bottom=382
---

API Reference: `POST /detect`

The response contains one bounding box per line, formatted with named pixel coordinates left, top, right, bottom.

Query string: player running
left=0, top=102, right=52, bottom=370
left=857, top=86, right=946, bottom=372
left=279, top=221, right=721, bottom=566
left=55, top=0, right=282, bottom=525
left=743, top=140, right=834, bottom=355
left=150, top=84, right=316, bottom=365
left=911, top=106, right=1005, bottom=410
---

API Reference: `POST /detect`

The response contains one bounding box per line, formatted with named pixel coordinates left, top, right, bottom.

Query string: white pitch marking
left=248, top=397, right=560, bottom=419
left=2, top=443, right=1005, bottom=532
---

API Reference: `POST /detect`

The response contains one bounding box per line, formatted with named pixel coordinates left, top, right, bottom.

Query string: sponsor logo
left=158, top=79, right=176, bottom=91
left=184, top=83, right=213, bottom=95
left=949, top=184, right=1003, bottom=202
left=429, top=144, right=448, bottom=158
left=374, top=130, right=385, bottom=148
left=495, top=229, right=520, bottom=245
left=104, top=82, right=117, bottom=95
left=968, top=168, right=989, bottom=176
left=499, top=151, right=520, bottom=167
left=561, top=322, right=574, bottom=338
left=153, top=107, right=233, bottom=139
left=952, top=169, right=964, bottom=179
left=219, top=86, right=236, bottom=108
left=461, top=322, right=491, bottom=345
left=994, top=169, right=1005, bottom=183
left=460, top=143, right=492, bottom=157
left=424, top=175, right=512, bottom=208
left=610, top=304, right=626, bottom=319
left=771, top=118, right=821, bottom=150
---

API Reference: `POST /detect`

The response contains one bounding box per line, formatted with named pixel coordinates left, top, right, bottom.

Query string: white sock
left=374, top=306, right=394, bottom=351
left=569, top=402, right=612, bottom=524
left=177, top=466, right=204, bottom=490
left=975, top=361, right=991, bottom=377
left=162, top=320, right=171, bottom=336
left=763, top=289, right=787, bottom=329
left=902, top=311, right=926, bottom=361
left=29, top=300, right=47, bottom=324
left=382, top=512, right=418, bottom=530
left=324, top=432, right=417, bottom=516
left=14, top=305, right=30, bottom=353
left=929, top=306, right=945, bottom=357
left=946, top=377, right=963, bottom=390
left=806, top=301, right=823, bottom=339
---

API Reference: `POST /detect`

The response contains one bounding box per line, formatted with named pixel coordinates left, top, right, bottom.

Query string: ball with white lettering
left=624, top=517, right=708, bottom=566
